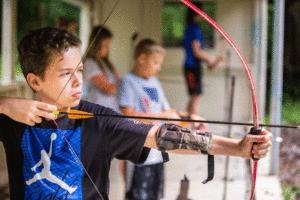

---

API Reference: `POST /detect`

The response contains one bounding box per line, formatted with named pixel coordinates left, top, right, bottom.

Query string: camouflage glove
left=156, top=123, right=213, bottom=154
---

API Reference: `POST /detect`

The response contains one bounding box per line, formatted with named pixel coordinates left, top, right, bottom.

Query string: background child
left=57, top=16, right=78, bottom=36
left=183, top=2, right=224, bottom=116
left=83, top=25, right=120, bottom=112
left=117, top=39, right=208, bottom=200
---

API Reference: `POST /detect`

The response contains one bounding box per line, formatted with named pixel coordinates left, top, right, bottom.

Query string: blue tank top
left=183, top=22, right=204, bottom=68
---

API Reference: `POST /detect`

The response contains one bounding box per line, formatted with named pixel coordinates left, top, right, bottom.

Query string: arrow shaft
left=58, top=111, right=299, bottom=129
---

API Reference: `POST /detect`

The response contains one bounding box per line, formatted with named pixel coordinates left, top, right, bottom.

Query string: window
left=16, top=0, right=81, bottom=80
left=162, top=1, right=216, bottom=48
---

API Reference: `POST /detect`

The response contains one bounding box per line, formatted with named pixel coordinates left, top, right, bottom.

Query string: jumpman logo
left=26, top=133, right=78, bottom=194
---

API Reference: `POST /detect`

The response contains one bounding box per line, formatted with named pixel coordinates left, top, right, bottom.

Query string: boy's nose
left=72, top=72, right=82, bottom=87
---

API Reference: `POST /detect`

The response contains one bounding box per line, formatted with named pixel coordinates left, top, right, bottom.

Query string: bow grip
left=250, top=127, right=262, bottom=160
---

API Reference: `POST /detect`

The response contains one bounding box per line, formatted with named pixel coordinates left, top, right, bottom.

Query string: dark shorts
left=184, top=64, right=202, bottom=95
left=125, top=163, right=164, bottom=200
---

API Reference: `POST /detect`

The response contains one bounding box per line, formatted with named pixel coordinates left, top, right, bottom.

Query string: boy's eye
left=61, top=72, right=71, bottom=77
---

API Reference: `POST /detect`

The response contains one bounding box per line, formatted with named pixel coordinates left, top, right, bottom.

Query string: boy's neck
left=36, top=95, right=71, bottom=119
left=132, top=64, right=149, bottom=79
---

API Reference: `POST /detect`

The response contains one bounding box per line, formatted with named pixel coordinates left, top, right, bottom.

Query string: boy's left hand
left=190, top=114, right=208, bottom=132
left=238, top=129, right=272, bottom=159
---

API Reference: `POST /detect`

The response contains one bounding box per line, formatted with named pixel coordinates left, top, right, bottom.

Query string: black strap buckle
left=202, top=154, right=214, bottom=184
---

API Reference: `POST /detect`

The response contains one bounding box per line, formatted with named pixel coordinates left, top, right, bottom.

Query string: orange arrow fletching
left=67, top=110, right=94, bottom=119
left=52, top=110, right=94, bottom=119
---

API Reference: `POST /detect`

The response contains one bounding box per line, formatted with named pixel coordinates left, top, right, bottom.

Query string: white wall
left=97, top=0, right=144, bottom=76
left=163, top=0, right=255, bottom=70
left=159, top=0, right=255, bottom=124
left=93, top=0, right=261, bottom=125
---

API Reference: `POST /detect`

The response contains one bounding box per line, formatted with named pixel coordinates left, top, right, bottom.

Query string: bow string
left=52, top=1, right=121, bottom=199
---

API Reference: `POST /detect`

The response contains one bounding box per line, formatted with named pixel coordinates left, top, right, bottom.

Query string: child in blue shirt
left=117, top=39, right=210, bottom=200
left=183, top=2, right=224, bottom=116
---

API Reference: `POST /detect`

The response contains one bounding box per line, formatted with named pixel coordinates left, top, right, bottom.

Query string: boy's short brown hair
left=18, top=27, right=81, bottom=80
left=134, top=39, right=166, bottom=60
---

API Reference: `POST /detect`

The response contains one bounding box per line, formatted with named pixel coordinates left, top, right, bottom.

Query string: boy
left=117, top=39, right=208, bottom=200
left=0, top=27, right=272, bottom=200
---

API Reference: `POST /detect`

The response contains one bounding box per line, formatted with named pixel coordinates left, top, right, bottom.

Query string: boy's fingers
left=36, top=102, right=57, bottom=112
left=260, top=130, right=273, bottom=140
left=246, top=134, right=266, bottom=143
left=35, top=109, right=57, bottom=120
left=253, top=141, right=272, bottom=150
left=252, top=148, right=270, bottom=158
left=26, top=118, right=36, bottom=126
left=30, top=114, right=42, bottom=124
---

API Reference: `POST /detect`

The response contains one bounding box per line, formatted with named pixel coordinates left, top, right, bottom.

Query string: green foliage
left=0, top=56, right=2, bottom=80
left=281, top=92, right=300, bottom=125
left=282, top=183, right=300, bottom=200
left=17, top=0, right=80, bottom=44
left=0, top=0, right=81, bottom=82
left=162, top=2, right=216, bottom=47
left=265, top=91, right=300, bottom=125
left=199, top=3, right=215, bottom=47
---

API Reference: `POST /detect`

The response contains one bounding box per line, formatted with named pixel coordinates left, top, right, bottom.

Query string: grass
left=281, top=93, right=300, bottom=125
left=265, top=92, right=300, bottom=125
left=264, top=89, right=300, bottom=199
left=276, top=92, right=300, bottom=199
left=282, top=184, right=300, bottom=200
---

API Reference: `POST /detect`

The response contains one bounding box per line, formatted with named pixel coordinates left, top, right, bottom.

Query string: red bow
left=179, top=1, right=260, bottom=200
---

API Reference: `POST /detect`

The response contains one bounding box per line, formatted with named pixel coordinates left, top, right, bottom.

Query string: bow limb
left=179, top=1, right=260, bottom=200
left=180, top=0, right=259, bottom=128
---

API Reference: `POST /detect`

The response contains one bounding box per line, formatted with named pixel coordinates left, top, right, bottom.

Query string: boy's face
left=97, top=38, right=112, bottom=58
left=29, top=47, right=83, bottom=110
left=139, top=52, right=164, bottom=79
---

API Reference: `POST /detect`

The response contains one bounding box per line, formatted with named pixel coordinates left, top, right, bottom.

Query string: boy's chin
left=58, top=99, right=81, bottom=109
left=69, top=99, right=81, bottom=108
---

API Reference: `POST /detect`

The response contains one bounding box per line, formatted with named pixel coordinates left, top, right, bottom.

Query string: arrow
left=52, top=110, right=300, bottom=129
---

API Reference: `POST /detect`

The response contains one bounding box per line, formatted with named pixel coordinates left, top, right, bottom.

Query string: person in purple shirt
left=183, top=2, right=224, bottom=116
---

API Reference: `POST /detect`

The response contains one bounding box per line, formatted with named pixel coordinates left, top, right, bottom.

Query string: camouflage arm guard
left=156, top=123, right=213, bottom=154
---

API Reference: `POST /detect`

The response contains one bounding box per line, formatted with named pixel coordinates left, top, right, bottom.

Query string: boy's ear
left=137, top=53, right=147, bottom=64
left=27, top=73, right=42, bottom=92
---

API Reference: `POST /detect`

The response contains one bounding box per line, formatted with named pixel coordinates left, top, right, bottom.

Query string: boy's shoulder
left=120, top=72, right=139, bottom=83
left=121, top=73, right=158, bottom=82
left=121, top=72, right=135, bottom=79
left=77, top=100, right=118, bottom=115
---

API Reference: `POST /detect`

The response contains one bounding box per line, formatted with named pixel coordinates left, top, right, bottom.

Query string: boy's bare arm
left=192, top=40, right=223, bottom=68
left=176, top=111, right=208, bottom=131
left=210, top=130, right=272, bottom=159
left=144, top=125, right=272, bottom=159
left=91, top=74, right=118, bottom=94
left=120, top=107, right=181, bottom=124
left=0, top=97, right=57, bottom=126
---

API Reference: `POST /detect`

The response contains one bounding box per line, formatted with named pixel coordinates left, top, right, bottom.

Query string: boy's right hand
left=1, top=98, right=57, bottom=126
left=207, top=55, right=225, bottom=70
left=162, top=109, right=181, bottom=125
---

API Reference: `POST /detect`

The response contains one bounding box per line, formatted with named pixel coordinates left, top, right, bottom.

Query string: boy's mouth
left=73, top=92, right=82, bottom=98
